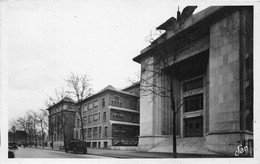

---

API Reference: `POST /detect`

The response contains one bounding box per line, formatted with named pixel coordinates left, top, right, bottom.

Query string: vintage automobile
left=65, top=139, right=87, bottom=154
left=8, top=149, right=15, bottom=158
left=8, top=143, right=17, bottom=158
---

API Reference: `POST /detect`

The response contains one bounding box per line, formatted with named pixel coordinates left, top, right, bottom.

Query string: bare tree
left=16, top=116, right=30, bottom=145
left=45, top=88, right=70, bottom=108
left=25, top=110, right=41, bottom=148
left=65, top=73, right=92, bottom=141
left=38, top=109, right=49, bottom=148
left=145, top=29, right=163, bottom=44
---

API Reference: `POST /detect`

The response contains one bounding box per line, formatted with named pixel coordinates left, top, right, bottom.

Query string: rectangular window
left=104, top=126, right=108, bottom=137
left=184, top=94, right=203, bottom=112
left=183, top=78, right=203, bottom=92
left=83, top=116, right=87, bottom=125
left=131, top=114, right=137, bottom=123
left=115, top=96, right=119, bottom=102
left=68, top=104, right=73, bottom=110
left=130, top=99, right=134, bottom=109
left=112, top=112, right=124, bottom=120
left=102, top=98, right=105, bottom=107
left=88, top=103, right=93, bottom=111
left=83, top=129, right=87, bottom=140
left=99, top=126, right=102, bottom=133
left=103, top=112, right=106, bottom=122
left=77, top=118, right=80, bottom=126
left=87, top=128, right=92, bottom=138
left=63, top=104, right=68, bottom=109
left=93, top=127, right=98, bottom=138
left=184, top=116, right=203, bottom=137
left=88, top=115, right=92, bottom=123
left=83, top=104, right=88, bottom=113
left=93, top=113, right=99, bottom=121
left=93, top=100, right=98, bottom=107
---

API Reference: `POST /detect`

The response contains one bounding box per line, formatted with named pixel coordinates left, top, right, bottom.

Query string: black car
left=65, top=139, right=87, bottom=154
left=8, top=149, right=15, bottom=158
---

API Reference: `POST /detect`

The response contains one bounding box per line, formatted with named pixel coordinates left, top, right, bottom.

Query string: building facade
left=74, top=84, right=140, bottom=149
left=46, top=98, right=76, bottom=148
left=133, top=6, right=253, bottom=156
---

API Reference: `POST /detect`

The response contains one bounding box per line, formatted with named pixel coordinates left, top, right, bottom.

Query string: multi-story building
left=133, top=6, right=253, bottom=156
left=46, top=97, right=76, bottom=148
left=74, top=84, right=140, bottom=148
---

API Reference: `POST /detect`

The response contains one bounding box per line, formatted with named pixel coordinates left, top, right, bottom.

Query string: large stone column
left=138, top=57, right=172, bottom=150
left=207, top=11, right=242, bottom=155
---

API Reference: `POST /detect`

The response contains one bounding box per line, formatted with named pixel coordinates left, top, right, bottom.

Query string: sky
left=0, top=0, right=212, bottom=121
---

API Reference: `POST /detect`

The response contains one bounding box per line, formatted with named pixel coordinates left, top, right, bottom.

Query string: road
left=12, top=147, right=113, bottom=158
left=10, top=147, right=224, bottom=158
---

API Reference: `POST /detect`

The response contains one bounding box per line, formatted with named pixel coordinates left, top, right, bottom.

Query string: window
left=68, top=104, right=73, bottom=110
left=184, top=94, right=203, bottom=112
left=113, top=96, right=121, bottom=107
left=183, top=77, right=203, bottom=92
left=184, top=116, right=203, bottom=137
left=131, top=114, right=137, bottom=123
left=77, top=118, right=80, bottom=127
left=104, top=126, right=108, bottom=137
left=87, top=128, right=92, bottom=138
left=104, top=142, right=108, bottom=148
left=102, top=98, right=105, bottom=108
left=115, top=96, right=119, bottom=102
left=83, top=129, right=87, bottom=140
left=98, top=126, right=102, bottom=137
left=83, top=104, right=88, bottom=113
left=93, top=113, right=99, bottom=121
left=103, top=112, right=106, bottom=122
left=88, top=103, right=93, bottom=111
left=88, top=115, right=92, bottom=123
left=93, top=127, right=98, bottom=138
left=113, top=126, right=126, bottom=138
left=130, top=99, right=134, bottom=109
left=63, top=104, right=68, bottom=109
left=112, top=112, right=124, bottom=120
left=83, top=116, right=87, bottom=125
left=93, top=100, right=98, bottom=108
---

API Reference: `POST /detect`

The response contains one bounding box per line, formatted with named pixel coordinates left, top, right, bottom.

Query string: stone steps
left=148, top=137, right=216, bottom=154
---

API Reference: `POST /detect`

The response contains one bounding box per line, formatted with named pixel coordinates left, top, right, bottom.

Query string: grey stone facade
left=133, top=6, right=253, bottom=156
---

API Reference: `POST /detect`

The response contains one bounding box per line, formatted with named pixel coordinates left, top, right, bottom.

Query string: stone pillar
left=138, top=57, right=172, bottom=150
left=207, top=11, right=242, bottom=155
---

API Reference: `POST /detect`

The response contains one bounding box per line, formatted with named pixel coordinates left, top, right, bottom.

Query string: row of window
left=111, top=111, right=138, bottom=123
left=86, top=126, right=108, bottom=139
left=82, top=96, right=137, bottom=114
left=183, top=77, right=204, bottom=137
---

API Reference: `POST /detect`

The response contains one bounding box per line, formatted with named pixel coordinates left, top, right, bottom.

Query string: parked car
left=8, top=149, right=15, bottom=158
left=65, top=139, right=87, bottom=154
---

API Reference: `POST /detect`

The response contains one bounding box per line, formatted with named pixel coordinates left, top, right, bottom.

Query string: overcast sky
left=0, top=0, right=211, bottom=121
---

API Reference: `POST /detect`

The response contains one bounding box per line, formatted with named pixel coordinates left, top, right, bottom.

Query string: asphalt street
left=10, top=146, right=224, bottom=158
left=12, top=147, right=113, bottom=158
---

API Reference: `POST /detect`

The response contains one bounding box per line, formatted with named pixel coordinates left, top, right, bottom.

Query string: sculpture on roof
left=157, top=6, right=197, bottom=31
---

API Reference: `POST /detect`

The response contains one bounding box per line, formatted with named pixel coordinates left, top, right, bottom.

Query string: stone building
left=74, top=84, right=140, bottom=149
left=46, top=97, right=76, bottom=148
left=133, top=6, right=253, bottom=156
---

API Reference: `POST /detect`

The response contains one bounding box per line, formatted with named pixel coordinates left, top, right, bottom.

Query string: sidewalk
left=27, top=146, right=226, bottom=158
